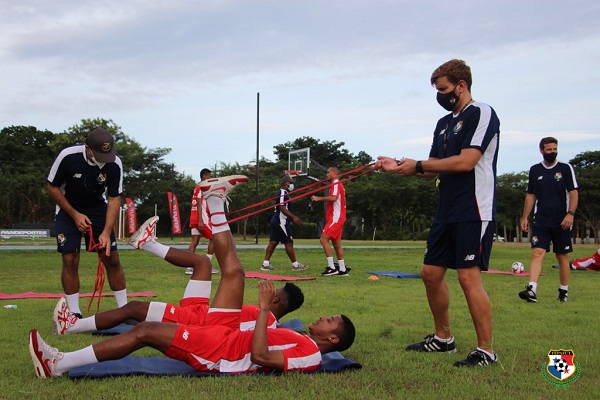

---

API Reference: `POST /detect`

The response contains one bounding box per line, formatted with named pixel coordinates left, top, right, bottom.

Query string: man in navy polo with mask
left=519, top=137, right=578, bottom=303
left=47, top=127, right=128, bottom=318
left=376, top=59, right=500, bottom=367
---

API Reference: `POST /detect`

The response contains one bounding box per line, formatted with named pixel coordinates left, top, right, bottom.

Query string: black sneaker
left=557, top=288, right=568, bottom=302
left=518, top=285, right=537, bottom=303
left=336, top=269, right=349, bottom=276
left=453, top=349, right=497, bottom=367
left=405, top=334, right=457, bottom=353
left=321, top=267, right=338, bottom=276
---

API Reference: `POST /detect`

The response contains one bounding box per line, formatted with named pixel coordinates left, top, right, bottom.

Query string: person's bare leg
left=61, top=253, right=80, bottom=295
left=92, top=321, right=179, bottom=360
left=103, top=251, right=126, bottom=292
left=528, top=248, right=546, bottom=283
left=320, top=234, right=333, bottom=257
left=284, top=243, right=297, bottom=263
left=421, top=265, right=451, bottom=339
left=457, top=267, right=493, bottom=352
left=93, top=301, right=151, bottom=329
left=332, top=239, right=344, bottom=260
left=556, top=253, right=570, bottom=286
left=188, top=235, right=200, bottom=253
left=264, top=241, right=278, bottom=262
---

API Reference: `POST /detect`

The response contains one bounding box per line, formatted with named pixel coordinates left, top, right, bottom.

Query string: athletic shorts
left=322, top=219, right=345, bottom=241
left=530, top=224, right=573, bottom=254
left=191, top=225, right=213, bottom=240
left=424, top=221, right=494, bottom=270
left=165, top=309, right=242, bottom=372
left=161, top=297, right=210, bottom=326
left=54, top=209, right=118, bottom=254
left=269, top=221, right=293, bottom=244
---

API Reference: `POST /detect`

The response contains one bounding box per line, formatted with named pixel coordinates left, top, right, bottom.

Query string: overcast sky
left=2, top=1, right=599, bottom=179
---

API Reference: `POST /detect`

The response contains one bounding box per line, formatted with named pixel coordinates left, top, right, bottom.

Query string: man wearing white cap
left=47, top=127, right=128, bottom=317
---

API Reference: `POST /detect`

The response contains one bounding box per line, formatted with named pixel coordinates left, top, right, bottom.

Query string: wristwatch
left=415, top=160, right=424, bottom=174
left=567, top=210, right=575, bottom=216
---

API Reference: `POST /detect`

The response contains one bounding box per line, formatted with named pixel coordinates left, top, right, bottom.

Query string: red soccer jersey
left=326, top=179, right=346, bottom=223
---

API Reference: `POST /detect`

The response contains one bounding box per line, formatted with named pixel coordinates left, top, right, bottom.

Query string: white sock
left=146, top=302, right=167, bottom=321
left=207, top=254, right=213, bottom=260
left=263, top=260, right=270, bottom=267
left=292, top=261, right=299, bottom=268
left=477, top=347, right=497, bottom=360
left=327, top=257, right=335, bottom=269
left=206, top=197, right=230, bottom=233
left=113, top=289, right=128, bottom=308
left=528, top=282, right=538, bottom=293
left=69, top=316, right=97, bottom=333
left=338, top=259, right=346, bottom=272
left=55, top=346, right=98, bottom=375
left=183, top=280, right=211, bottom=299
left=434, top=335, right=453, bottom=343
left=140, top=241, right=170, bottom=259
left=560, top=285, right=568, bottom=291
left=65, top=293, right=81, bottom=316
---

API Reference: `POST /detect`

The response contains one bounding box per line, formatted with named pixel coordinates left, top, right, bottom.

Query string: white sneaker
left=129, top=216, right=159, bottom=249
left=184, top=267, right=193, bottom=275
left=211, top=268, right=220, bottom=274
left=199, top=175, right=249, bottom=199
left=52, top=297, right=78, bottom=336
left=292, top=262, right=307, bottom=271
left=260, top=264, right=275, bottom=271
left=29, top=329, right=63, bottom=378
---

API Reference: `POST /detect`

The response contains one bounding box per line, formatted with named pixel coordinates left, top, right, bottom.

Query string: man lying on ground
left=52, top=216, right=304, bottom=335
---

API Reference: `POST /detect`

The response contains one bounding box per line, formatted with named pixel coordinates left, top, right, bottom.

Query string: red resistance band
left=86, top=227, right=106, bottom=316
left=225, top=162, right=379, bottom=224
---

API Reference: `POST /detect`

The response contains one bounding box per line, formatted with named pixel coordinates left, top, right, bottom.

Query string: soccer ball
left=554, top=358, right=569, bottom=373
left=511, top=261, right=525, bottom=274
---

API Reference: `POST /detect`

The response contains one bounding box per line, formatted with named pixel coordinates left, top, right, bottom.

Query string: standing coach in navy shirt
left=518, top=137, right=578, bottom=303
left=47, top=127, right=128, bottom=318
left=377, top=59, right=500, bottom=368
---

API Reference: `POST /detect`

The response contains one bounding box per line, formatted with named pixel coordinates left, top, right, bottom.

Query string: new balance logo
left=464, top=254, right=475, bottom=261
left=74, top=173, right=82, bottom=178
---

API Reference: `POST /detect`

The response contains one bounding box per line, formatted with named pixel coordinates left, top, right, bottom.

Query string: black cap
left=86, top=128, right=116, bottom=163
left=282, top=175, right=295, bottom=183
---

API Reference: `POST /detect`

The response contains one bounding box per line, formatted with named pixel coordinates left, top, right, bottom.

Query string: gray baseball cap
left=86, top=128, right=116, bottom=163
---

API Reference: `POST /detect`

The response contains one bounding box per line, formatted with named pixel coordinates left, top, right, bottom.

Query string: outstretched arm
left=251, top=281, right=285, bottom=370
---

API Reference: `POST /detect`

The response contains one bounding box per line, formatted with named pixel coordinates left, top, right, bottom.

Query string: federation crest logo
left=542, top=349, right=581, bottom=389
left=57, top=234, right=66, bottom=246
left=101, top=142, right=112, bottom=152
left=532, top=236, right=539, bottom=245
left=554, top=172, right=563, bottom=181
left=453, top=121, right=463, bottom=133
left=96, top=173, right=107, bottom=184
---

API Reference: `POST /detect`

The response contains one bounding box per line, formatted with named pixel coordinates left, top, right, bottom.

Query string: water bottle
left=3, top=305, right=17, bottom=309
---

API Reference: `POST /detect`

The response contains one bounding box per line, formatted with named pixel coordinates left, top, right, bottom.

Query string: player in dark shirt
left=47, top=127, right=128, bottom=317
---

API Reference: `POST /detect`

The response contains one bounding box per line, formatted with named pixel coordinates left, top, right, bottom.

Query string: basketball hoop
left=284, top=169, right=301, bottom=176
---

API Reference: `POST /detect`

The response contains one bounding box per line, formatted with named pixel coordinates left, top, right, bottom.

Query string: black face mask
left=543, top=152, right=558, bottom=163
left=436, top=87, right=460, bottom=111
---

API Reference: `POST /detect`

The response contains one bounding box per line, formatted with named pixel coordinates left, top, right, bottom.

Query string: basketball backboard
left=288, top=148, right=310, bottom=177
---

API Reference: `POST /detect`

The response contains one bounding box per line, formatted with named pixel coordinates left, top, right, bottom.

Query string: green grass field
left=1, top=239, right=599, bottom=400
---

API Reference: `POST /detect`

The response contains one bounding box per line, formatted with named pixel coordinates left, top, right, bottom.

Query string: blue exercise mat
left=367, top=271, right=421, bottom=279
left=72, top=319, right=360, bottom=378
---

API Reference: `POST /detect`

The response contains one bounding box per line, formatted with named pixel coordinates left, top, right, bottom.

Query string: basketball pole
left=255, top=92, right=260, bottom=245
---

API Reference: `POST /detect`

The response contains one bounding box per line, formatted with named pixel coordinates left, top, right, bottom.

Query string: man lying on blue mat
left=52, top=216, right=304, bottom=336
left=29, top=175, right=356, bottom=377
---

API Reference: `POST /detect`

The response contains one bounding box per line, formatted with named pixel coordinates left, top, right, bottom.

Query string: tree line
left=1, top=119, right=599, bottom=243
